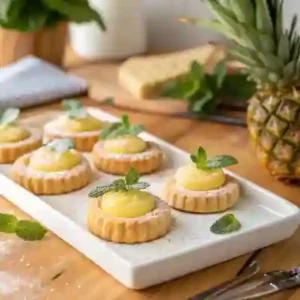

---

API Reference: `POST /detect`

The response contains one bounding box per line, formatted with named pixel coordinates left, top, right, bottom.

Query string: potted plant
left=69, top=0, right=147, bottom=60
left=0, top=0, right=106, bottom=67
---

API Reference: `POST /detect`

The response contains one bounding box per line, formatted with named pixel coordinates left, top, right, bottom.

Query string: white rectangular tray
left=0, top=108, right=299, bottom=289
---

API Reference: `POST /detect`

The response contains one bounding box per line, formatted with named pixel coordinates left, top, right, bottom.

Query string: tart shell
left=0, top=128, right=42, bottom=164
left=92, top=142, right=163, bottom=175
left=44, top=117, right=108, bottom=152
left=87, top=197, right=172, bottom=244
left=163, top=175, right=240, bottom=213
left=11, top=153, right=92, bottom=195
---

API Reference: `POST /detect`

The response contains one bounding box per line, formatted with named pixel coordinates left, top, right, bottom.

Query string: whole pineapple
left=183, top=0, right=300, bottom=182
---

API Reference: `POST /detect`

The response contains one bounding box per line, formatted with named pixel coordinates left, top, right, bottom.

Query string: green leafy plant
left=0, top=0, right=106, bottom=32
left=0, top=108, right=20, bottom=126
left=100, top=115, right=145, bottom=140
left=89, top=167, right=150, bottom=198
left=191, top=147, right=238, bottom=170
left=46, top=138, right=75, bottom=153
left=210, top=214, right=242, bottom=234
left=160, top=60, right=256, bottom=114
left=0, top=213, right=47, bottom=241
left=63, top=99, right=88, bottom=119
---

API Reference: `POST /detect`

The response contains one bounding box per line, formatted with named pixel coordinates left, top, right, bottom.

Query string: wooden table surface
left=1, top=49, right=300, bottom=299
left=0, top=99, right=299, bottom=300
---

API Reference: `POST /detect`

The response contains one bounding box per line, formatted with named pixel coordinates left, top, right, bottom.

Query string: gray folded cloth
left=0, top=56, right=88, bottom=110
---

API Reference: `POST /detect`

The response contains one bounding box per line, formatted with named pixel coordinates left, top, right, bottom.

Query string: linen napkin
left=0, top=56, right=88, bottom=110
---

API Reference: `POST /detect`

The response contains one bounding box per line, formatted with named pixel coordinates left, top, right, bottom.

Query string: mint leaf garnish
left=0, top=108, right=20, bottom=125
left=210, top=214, right=241, bottom=234
left=131, top=182, right=150, bottom=190
left=213, top=61, right=227, bottom=89
left=112, top=179, right=127, bottom=191
left=63, top=99, right=88, bottom=119
left=88, top=185, right=116, bottom=198
left=159, top=60, right=255, bottom=115
left=89, top=168, right=149, bottom=198
left=190, top=147, right=207, bottom=169
left=130, top=124, right=146, bottom=136
left=0, top=213, right=18, bottom=233
left=190, top=146, right=238, bottom=170
left=15, top=220, right=47, bottom=241
left=100, top=122, right=123, bottom=139
left=206, top=155, right=238, bottom=169
left=46, top=138, right=75, bottom=153
left=0, top=213, right=47, bottom=241
left=122, top=115, right=130, bottom=128
left=125, top=167, right=139, bottom=185
left=99, top=114, right=145, bottom=140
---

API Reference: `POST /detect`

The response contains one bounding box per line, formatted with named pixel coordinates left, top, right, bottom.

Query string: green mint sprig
left=100, top=114, right=145, bottom=140
left=160, top=60, right=256, bottom=115
left=89, top=168, right=150, bottom=198
left=191, top=147, right=238, bottom=170
left=210, top=214, right=242, bottom=235
left=0, top=108, right=20, bottom=126
left=46, top=138, right=75, bottom=153
left=63, top=99, right=88, bottom=119
left=0, top=213, right=47, bottom=241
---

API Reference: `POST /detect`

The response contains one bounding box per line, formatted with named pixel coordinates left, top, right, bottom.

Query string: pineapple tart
left=0, top=108, right=42, bottom=164
left=11, top=138, right=92, bottom=195
left=44, top=100, right=108, bottom=152
left=87, top=168, right=172, bottom=243
left=163, top=147, right=240, bottom=213
left=92, top=115, right=163, bottom=175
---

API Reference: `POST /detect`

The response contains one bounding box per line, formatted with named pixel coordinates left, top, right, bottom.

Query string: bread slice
left=118, top=44, right=219, bottom=99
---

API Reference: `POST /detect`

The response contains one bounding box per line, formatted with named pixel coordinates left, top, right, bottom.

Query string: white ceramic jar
left=69, top=0, right=147, bottom=60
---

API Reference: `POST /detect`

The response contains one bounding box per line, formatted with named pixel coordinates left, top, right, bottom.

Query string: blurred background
left=145, top=0, right=298, bottom=51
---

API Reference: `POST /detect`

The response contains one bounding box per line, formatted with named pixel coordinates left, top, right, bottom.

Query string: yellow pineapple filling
left=61, top=114, right=105, bottom=133
left=0, top=125, right=30, bottom=143
left=175, top=163, right=226, bottom=191
left=103, top=135, right=147, bottom=154
left=29, top=146, right=81, bottom=172
left=101, top=190, right=156, bottom=218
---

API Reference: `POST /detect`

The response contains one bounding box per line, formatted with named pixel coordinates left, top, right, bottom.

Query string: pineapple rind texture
left=199, top=0, right=300, bottom=180
left=248, top=94, right=300, bottom=179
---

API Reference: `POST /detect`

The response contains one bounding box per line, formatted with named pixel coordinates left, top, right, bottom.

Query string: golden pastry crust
left=163, top=175, right=240, bottom=213
left=11, top=153, right=92, bottom=195
left=87, top=197, right=172, bottom=243
left=44, top=117, right=107, bottom=152
left=92, top=141, right=163, bottom=175
left=0, top=128, right=42, bottom=164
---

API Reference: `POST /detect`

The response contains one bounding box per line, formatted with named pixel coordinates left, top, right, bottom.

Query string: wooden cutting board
left=68, top=44, right=233, bottom=115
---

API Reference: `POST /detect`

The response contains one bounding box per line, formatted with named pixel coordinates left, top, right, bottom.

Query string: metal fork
left=213, top=267, right=300, bottom=300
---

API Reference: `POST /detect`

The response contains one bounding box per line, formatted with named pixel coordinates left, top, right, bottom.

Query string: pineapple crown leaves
left=0, top=108, right=20, bottom=125
left=184, top=0, right=300, bottom=89
left=46, top=138, right=76, bottom=153
left=99, top=114, right=145, bottom=140
left=62, top=99, right=88, bottom=119
left=89, top=168, right=150, bottom=198
left=0, top=213, right=47, bottom=241
left=190, top=146, right=238, bottom=170
left=210, top=213, right=242, bottom=234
